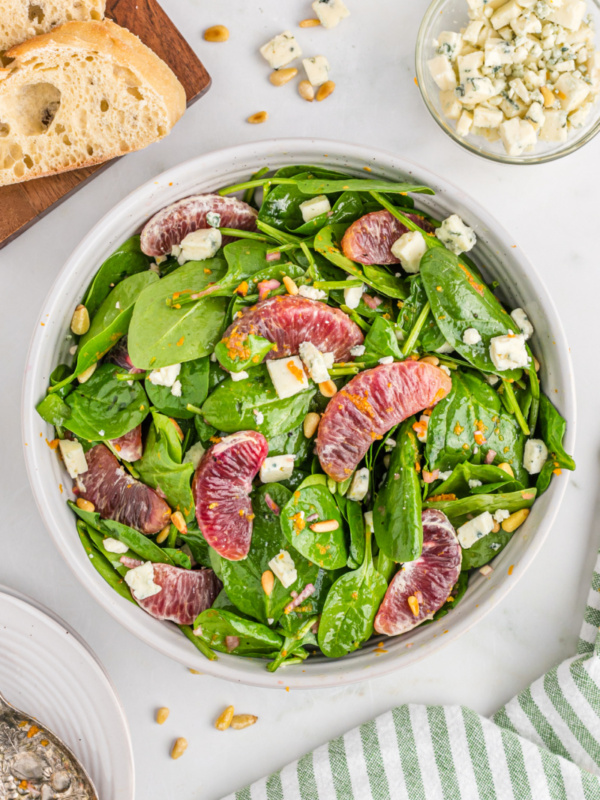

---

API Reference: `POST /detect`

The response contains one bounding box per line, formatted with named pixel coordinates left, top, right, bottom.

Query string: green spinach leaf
left=145, top=357, right=210, bottom=418
left=535, top=395, right=576, bottom=495
left=194, top=609, right=283, bottom=656
left=424, top=488, right=536, bottom=527
left=83, top=236, right=151, bottom=318
left=214, top=334, right=275, bottom=373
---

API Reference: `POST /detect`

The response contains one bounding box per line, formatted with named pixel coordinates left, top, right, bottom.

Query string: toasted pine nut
left=76, top=498, right=95, bottom=513
left=283, top=275, right=299, bottom=295
left=303, top=412, right=320, bottom=438
left=269, top=68, right=298, bottom=86
left=204, top=25, right=229, bottom=42
left=319, top=380, right=337, bottom=398
left=230, top=714, right=258, bottom=730
left=77, top=361, right=97, bottom=384
left=533, top=356, right=540, bottom=372
left=299, top=18, right=320, bottom=27
left=215, top=705, right=235, bottom=731
left=309, top=519, right=339, bottom=533
left=261, top=570, right=275, bottom=597
left=497, top=462, right=514, bottom=478
left=189, top=669, right=201, bottom=674
left=501, top=508, right=529, bottom=533
left=420, top=355, right=439, bottom=366
left=298, top=80, right=315, bottom=102
left=156, top=525, right=170, bottom=544
left=479, top=565, right=493, bottom=577
left=247, top=111, right=268, bottom=124
left=492, top=520, right=501, bottom=533
left=156, top=707, right=170, bottom=725
left=70, top=304, right=90, bottom=336
left=540, top=86, right=555, bottom=107
left=171, top=511, right=187, bottom=535
left=171, top=737, right=188, bottom=759
left=316, top=81, right=336, bottom=102
left=407, top=595, right=419, bottom=617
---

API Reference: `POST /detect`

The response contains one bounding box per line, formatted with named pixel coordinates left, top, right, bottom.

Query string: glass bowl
left=416, top=0, right=600, bottom=164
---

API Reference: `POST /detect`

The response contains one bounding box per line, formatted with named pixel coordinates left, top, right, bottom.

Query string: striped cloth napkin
left=223, top=552, right=600, bottom=800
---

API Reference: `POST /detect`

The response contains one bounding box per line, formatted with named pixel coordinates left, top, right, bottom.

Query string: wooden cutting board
left=0, top=0, right=211, bottom=249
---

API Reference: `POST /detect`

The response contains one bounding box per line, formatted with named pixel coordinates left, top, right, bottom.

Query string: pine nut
left=319, top=380, right=337, bottom=398
left=501, top=508, right=529, bottom=533
left=299, top=18, right=320, bottom=27
left=247, top=111, right=268, bottom=124
left=77, top=361, right=97, bottom=383
left=156, top=707, right=170, bottom=725
left=171, top=511, right=187, bottom=534
left=533, top=356, right=540, bottom=372
left=215, top=705, right=235, bottom=731
left=230, top=714, right=257, bottom=730
left=316, top=81, right=336, bottom=102
left=171, top=737, right=188, bottom=759
left=204, top=25, right=229, bottom=42
left=298, top=80, right=315, bottom=102
left=303, top=412, right=320, bottom=438
left=70, top=304, right=90, bottom=336
left=156, top=525, right=170, bottom=544
left=420, top=355, right=439, bottom=366
left=309, top=519, right=339, bottom=533
left=497, top=462, right=514, bottom=478
left=269, top=68, right=297, bottom=86
left=261, top=570, right=274, bottom=597
left=407, top=595, right=419, bottom=617
left=492, top=520, right=501, bottom=533
left=283, top=275, right=299, bottom=295
left=76, top=498, right=95, bottom=513
left=541, top=85, right=555, bottom=107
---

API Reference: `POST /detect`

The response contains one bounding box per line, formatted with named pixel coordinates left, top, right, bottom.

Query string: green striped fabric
left=223, top=553, right=600, bottom=799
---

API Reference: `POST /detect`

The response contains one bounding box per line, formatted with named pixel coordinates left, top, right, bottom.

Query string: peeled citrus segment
left=219, top=295, right=364, bottom=366
left=341, top=210, right=433, bottom=265
left=374, top=508, right=462, bottom=636
left=78, top=444, right=171, bottom=534
left=110, top=425, right=142, bottom=462
left=192, top=431, right=269, bottom=561
left=316, top=360, right=452, bottom=481
left=140, top=195, right=258, bottom=257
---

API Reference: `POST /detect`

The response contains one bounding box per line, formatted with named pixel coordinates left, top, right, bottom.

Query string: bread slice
left=0, top=0, right=106, bottom=53
left=0, top=20, right=186, bottom=186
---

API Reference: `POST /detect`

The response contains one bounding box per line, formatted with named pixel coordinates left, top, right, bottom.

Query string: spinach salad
left=37, top=165, right=575, bottom=671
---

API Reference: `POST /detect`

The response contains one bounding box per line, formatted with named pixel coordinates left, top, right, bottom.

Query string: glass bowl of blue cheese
left=416, top=0, right=600, bottom=163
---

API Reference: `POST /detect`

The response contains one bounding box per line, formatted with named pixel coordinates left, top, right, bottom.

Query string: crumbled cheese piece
left=103, top=537, right=129, bottom=554
left=436, top=214, right=477, bottom=255
left=363, top=510, right=374, bottom=530
left=253, top=409, right=265, bottom=425
left=463, top=327, right=482, bottom=345
left=344, top=280, right=364, bottom=309
left=267, top=356, right=310, bottom=398
left=510, top=308, right=534, bottom=339
left=523, top=438, right=548, bottom=473
left=428, top=54, right=458, bottom=90
left=148, top=363, right=181, bottom=388
left=499, top=118, right=537, bottom=155
left=298, top=285, right=327, bottom=301
left=303, top=56, right=330, bottom=87
left=183, top=441, right=206, bottom=470
left=231, top=370, right=249, bottom=382
left=437, top=30, right=463, bottom=61
left=436, top=340, right=455, bottom=354
left=457, top=511, right=495, bottom=548
left=299, top=195, right=331, bottom=223
left=171, top=380, right=182, bottom=397
left=539, top=109, right=568, bottom=141
left=390, top=231, right=427, bottom=274
left=58, top=439, right=88, bottom=479
left=468, top=479, right=483, bottom=488
left=346, top=468, right=370, bottom=502
left=456, top=110, right=474, bottom=137
left=312, top=0, right=350, bottom=29
left=260, top=31, right=302, bottom=69
left=440, top=365, right=452, bottom=377
left=260, top=454, right=296, bottom=483
left=350, top=344, right=366, bottom=357
left=268, top=549, right=297, bottom=588
left=125, top=561, right=162, bottom=600
left=299, top=341, right=334, bottom=383
left=493, top=508, right=511, bottom=523
left=378, top=356, right=394, bottom=365
left=489, top=332, right=530, bottom=370
left=176, top=229, right=222, bottom=264
left=438, top=470, right=453, bottom=480
left=206, top=212, right=221, bottom=228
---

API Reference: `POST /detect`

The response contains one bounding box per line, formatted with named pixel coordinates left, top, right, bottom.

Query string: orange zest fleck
left=177, top=336, right=185, bottom=346
left=427, top=493, right=457, bottom=502
left=235, top=281, right=249, bottom=297
left=46, top=438, right=59, bottom=449
left=286, top=360, right=305, bottom=382
left=407, top=595, right=419, bottom=617
left=508, top=564, right=515, bottom=576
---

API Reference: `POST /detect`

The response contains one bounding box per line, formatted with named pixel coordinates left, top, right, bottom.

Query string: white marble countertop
left=0, top=1, right=597, bottom=797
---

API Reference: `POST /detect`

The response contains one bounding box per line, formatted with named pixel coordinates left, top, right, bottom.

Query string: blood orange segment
left=374, top=509, right=462, bottom=636
left=218, top=295, right=364, bottom=367
left=140, top=195, right=258, bottom=257
left=110, top=425, right=142, bottom=462
left=193, top=431, right=269, bottom=561
left=316, top=360, right=452, bottom=481
left=341, top=210, right=433, bottom=265
left=78, top=444, right=171, bottom=534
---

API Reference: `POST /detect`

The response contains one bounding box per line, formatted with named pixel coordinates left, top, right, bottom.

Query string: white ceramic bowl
left=22, top=139, right=576, bottom=689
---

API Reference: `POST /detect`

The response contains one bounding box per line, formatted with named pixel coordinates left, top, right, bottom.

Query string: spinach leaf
left=63, top=364, right=150, bottom=441
left=425, top=488, right=536, bottom=527
left=535, top=395, right=576, bottom=495
left=214, top=334, right=275, bottom=373
left=268, top=616, right=318, bottom=671
left=426, top=369, right=527, bottom=484
left=362, top=317, right=404, bottom=364
left=362, top=265, right=408, bottom=300
left=433, top=462, right=524, bottom=498
left=145, top=357, right=210, bottom=418
left=290, top=191, right=364, bottom=235
left=280, top=475, right=348, bottom=569
left=258, top=172, right=317, bottom=231
left=268, top=427, right=312, bottom=463
left=83, top=236, right=151, bottom=318
left=76, top=521, right=135, bottom=603
left=317, top=527, right=387, bottom=658
left=420, top=248, right=522, bottom=380
left=295, top=178, right=434, bottom=196
left=127, top=258, right=228, bottom=369
left=201, top=365, right=316, bottom=438
left=374, top=418, right=423, bottom=562
left=273, top=165, right=351, bottom=180
left=36, top=393, right=71, bottom=428
left=397, top=275, right=447, bottom=352
left=193, top=608, right=283, bottom=656
left=136, top=412, right=195, bottom=520
left=346, top=500, right=366, bottom=569
left=179, top=524, right=213, bottom=568
left=461, top=530, right=514, bottom=570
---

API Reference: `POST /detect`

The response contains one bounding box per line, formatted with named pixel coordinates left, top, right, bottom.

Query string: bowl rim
left=22, top=137, right=576, bottom=688
left=415, top=0, right=600, bottom=165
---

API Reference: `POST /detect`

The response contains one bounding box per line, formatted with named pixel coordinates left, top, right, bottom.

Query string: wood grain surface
left=0, top=0, right=211, bottom=249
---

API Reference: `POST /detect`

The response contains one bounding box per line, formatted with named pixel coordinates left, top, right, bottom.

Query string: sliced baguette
left=0, top=20, right=186, bottom=186
left=0, top=0, right=106, bottom=53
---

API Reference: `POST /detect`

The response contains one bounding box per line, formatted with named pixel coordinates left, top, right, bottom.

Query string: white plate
left=22, top=138, right=576, bottom=689
left=0, top=585, right=134, bottom=798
